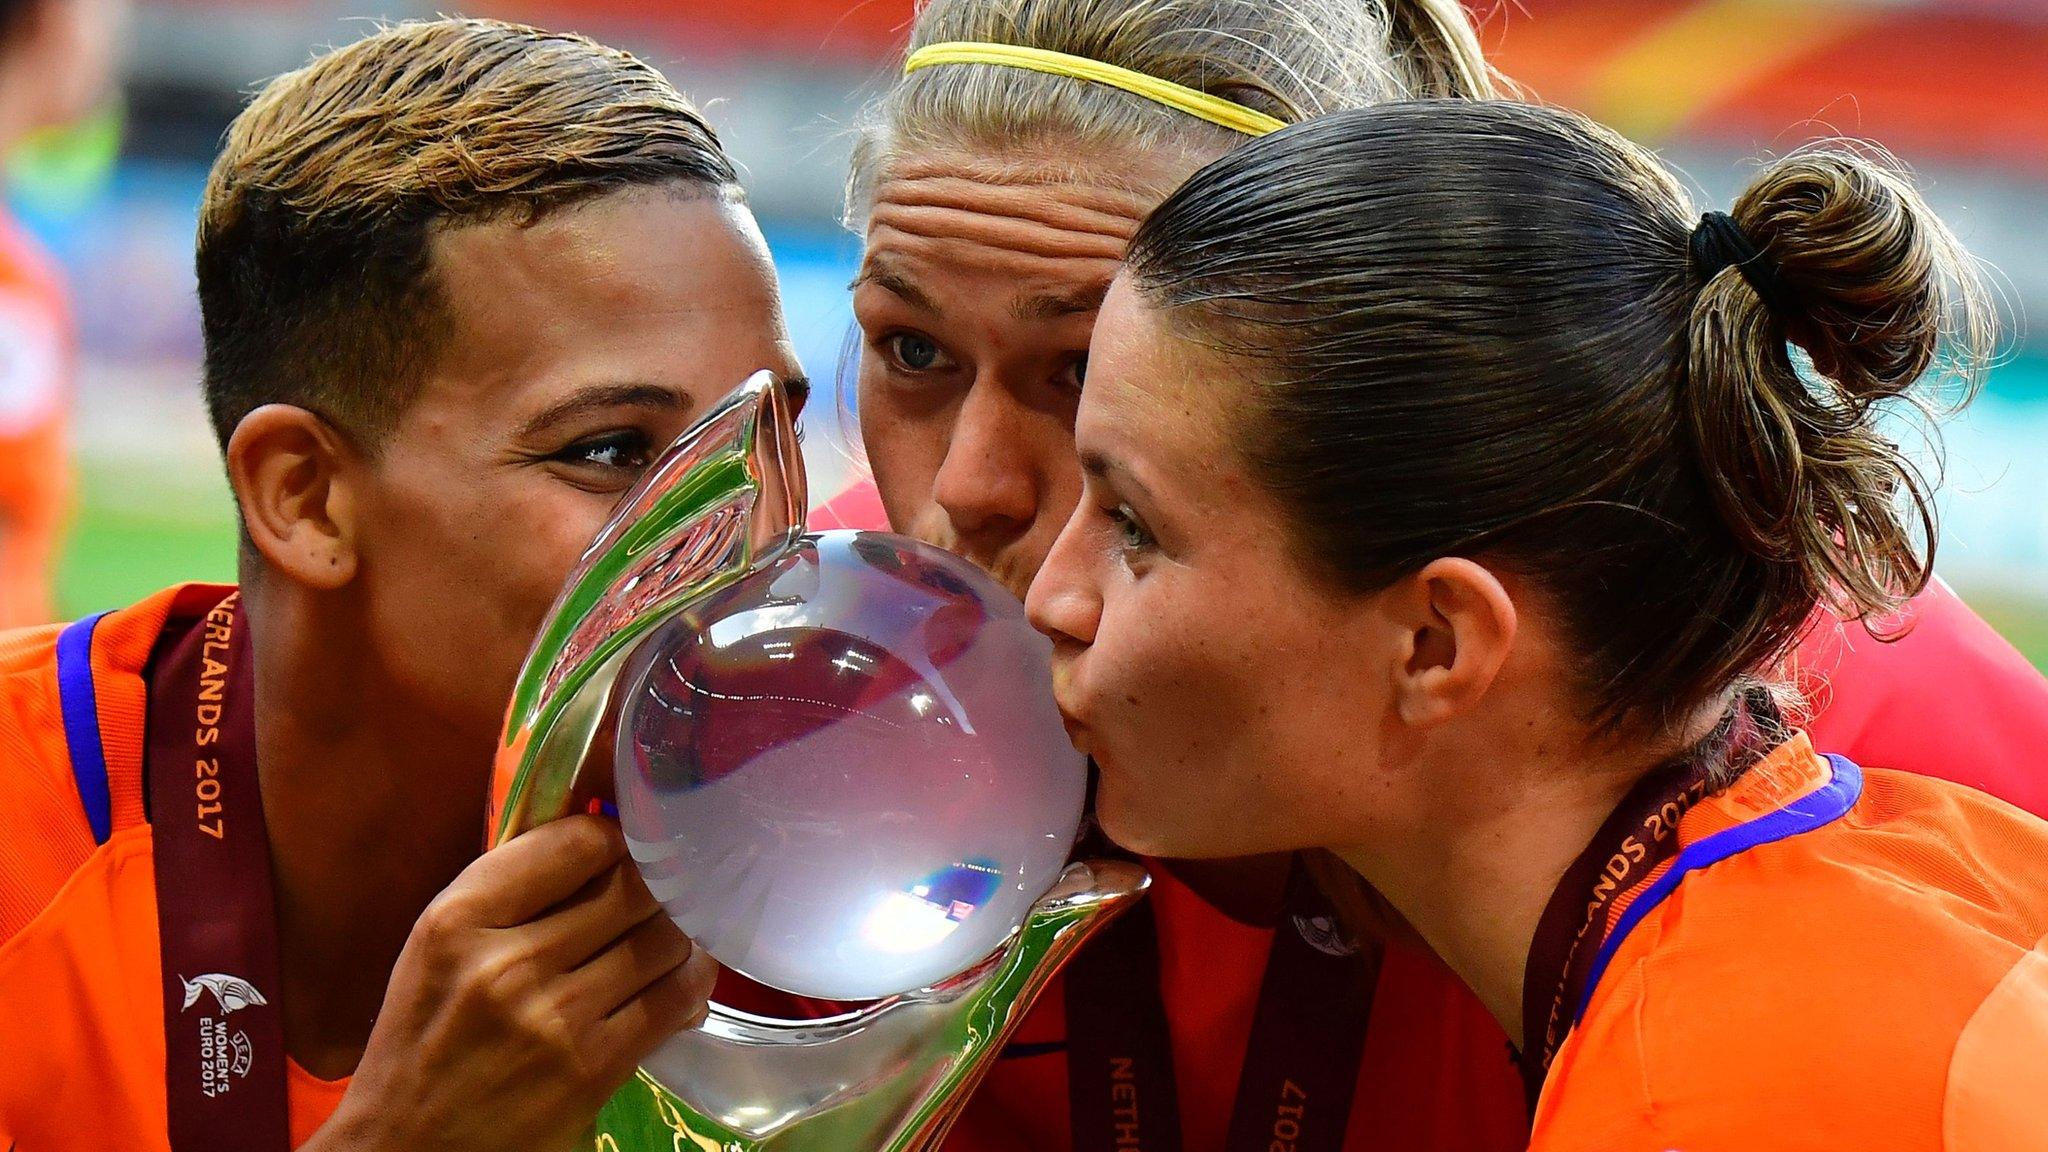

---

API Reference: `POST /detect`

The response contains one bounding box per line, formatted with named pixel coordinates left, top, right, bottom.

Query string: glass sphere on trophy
left=486, top=372, right=1145, bottom=1151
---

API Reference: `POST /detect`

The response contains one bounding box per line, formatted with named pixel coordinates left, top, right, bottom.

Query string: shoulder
left=0, top=619, right=97, bottom=943
left=1538, top=773, right=2048, bottom=1150
left=1945, top=937, right=2048, bottom=1149
left=0, top=589, right=201, bottom=944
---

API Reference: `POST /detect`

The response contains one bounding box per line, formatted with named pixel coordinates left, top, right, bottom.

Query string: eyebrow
left=517, top=382, right=691, bottom=440
left=1012, top=280, right=1110, bottom=322
left=852, top=258, right=1108, bottom=324
left=1079, top=448, right=1155, bottom=501
left=519, top=376, right=813, bottom=442
left=849, top=262, right=942, bottom=316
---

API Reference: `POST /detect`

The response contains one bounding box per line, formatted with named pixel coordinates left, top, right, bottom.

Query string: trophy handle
left=491, top=370, right=806, bottom=845
left=594, top=859, right=1149, bottom=1152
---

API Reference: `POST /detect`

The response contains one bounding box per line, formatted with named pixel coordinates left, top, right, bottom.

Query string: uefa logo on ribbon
left=180, top=972, right=264, bottom=1098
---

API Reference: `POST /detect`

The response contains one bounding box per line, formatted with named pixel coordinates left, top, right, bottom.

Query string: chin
left=1091, top=781, right=1188, bottom=860
left=1094, top=764, right=1273, bottom=861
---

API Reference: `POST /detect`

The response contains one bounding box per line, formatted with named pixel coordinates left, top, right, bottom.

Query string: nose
left=1024, top=502, right=1101, bottom=650
left=931, top=377, right=1042, bottom=555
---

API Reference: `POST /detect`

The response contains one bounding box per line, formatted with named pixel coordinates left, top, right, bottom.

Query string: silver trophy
left=487, top=372, right=1147, bottom=1150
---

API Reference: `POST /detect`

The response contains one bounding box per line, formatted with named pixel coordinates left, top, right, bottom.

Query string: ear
left=1384, top=557, right=1517, bottom=729
left=224, top=404, right=361, bottom=590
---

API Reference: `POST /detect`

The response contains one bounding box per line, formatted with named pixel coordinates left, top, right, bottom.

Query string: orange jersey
left=0, top=585, right=347, bottom=1149
left=1533, top=734, right=2048, bottom=1150
left=0, top=208, right=73, bottom=628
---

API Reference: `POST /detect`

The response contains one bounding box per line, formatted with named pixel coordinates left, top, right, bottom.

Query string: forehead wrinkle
left=882, top=146, right=1190, bottom=202
left=868, top=205, right=1130, bottom=263
left=874, top=172, right=1154, bottom=240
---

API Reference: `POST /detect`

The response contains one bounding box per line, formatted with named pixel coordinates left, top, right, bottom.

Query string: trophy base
left=596, top=1070, right=923, bottom=1152
left=589, top=859, right=1149, bottom=1152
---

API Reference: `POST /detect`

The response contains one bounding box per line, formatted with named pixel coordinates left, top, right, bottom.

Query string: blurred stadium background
left=18, top=0, right=2048, bottom=664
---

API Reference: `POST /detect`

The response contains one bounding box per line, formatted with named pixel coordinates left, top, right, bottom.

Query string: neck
left=245, top=580, right=498, bottom=1079
left=1332, top=725, right=1660, bottom=1044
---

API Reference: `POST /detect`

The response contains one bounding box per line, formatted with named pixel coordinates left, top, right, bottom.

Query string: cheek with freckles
left=1079, top=582, right=1313, bottom=859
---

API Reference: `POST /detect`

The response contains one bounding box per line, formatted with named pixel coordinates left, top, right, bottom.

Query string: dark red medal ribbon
left=147, top=589, right=293, bottom=1152
left=1514, top=757, right=1711, bottom=1111
left=1066, top=895, right=1186, bottom=1152
left=1222, top=856, right=1377, bottom=1152
left=1067, top=851, right=1375, bottom=1152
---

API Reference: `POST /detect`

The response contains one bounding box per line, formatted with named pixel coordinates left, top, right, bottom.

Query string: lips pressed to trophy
left=486, top=372, right=1147, bottom=1151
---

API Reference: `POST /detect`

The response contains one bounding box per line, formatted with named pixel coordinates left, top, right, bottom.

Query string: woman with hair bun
left=807, top=1, right=2048, bottom=1148
left=1027, top=98, right=2047, bottom=1149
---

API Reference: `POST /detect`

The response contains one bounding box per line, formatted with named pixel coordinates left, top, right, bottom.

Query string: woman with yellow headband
left=787, top=2, right=2048, bottom=1150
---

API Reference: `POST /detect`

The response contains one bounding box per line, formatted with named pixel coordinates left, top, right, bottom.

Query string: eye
left=1059, top=353, right=1088, bottom=392
left=555, top=429, right=654, bottom=473
left=1108, top=503, right=1154, bottom=553
left=885, top=333, right=948, bottom=373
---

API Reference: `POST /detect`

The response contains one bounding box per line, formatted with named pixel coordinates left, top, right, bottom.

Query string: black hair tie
left=1690, top=211, right=1799, bottom=318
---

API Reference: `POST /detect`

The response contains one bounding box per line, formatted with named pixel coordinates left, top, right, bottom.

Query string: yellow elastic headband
left=903, top=41, right=1286, bottom=138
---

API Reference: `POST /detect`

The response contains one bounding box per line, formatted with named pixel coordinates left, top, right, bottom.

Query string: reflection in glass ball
left=615, top=531, right=1087, bottom=1001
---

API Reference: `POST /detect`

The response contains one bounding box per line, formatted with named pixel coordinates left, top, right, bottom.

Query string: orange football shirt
left=1533, top=734, right=2048, bottom=1149
left=0, top=586, right=348, bottom=1149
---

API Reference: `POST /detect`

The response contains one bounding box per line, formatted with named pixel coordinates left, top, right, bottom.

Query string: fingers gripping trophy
left=487, top=372, right=1146, bottom=1151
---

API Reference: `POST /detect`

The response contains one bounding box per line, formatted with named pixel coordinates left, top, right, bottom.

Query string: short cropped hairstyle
left=196, top=18, right=740, bottom=452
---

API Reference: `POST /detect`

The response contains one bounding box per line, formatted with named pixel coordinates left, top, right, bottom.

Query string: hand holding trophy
left=486, top=372, right=1147, bottom=1151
